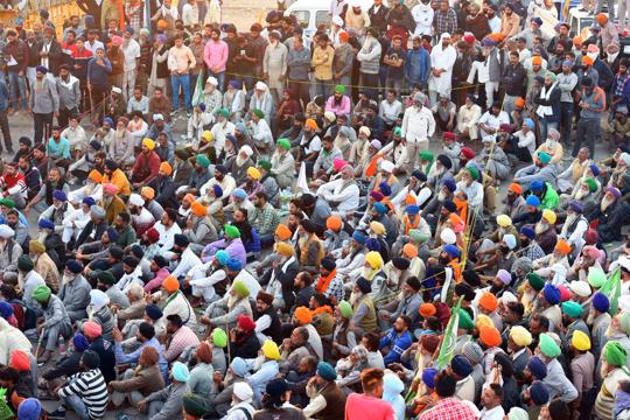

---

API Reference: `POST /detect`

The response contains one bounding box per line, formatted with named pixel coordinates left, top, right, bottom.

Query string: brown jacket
left=109, top=364, right=165, bottom=396
left=35, top=252, right=61, bottom=293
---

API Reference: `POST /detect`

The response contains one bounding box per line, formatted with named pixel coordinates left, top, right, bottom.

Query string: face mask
left=587, top=52, right=598, bottom=61
left=546, top=139, right=557, bottom=148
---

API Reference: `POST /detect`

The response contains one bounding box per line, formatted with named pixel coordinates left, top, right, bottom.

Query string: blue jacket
left=593, top=58, right=614, bottom=91
left=87, top=56, right=112, bottom=89
left=0, top=79, right=8, bottom=112
left=379, top=329, right=413, bottom=365
left=405, top=48, right=431, bottom=87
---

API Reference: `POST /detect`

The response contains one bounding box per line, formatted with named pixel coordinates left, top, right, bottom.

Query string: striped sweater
left=58, top=368, right=108, bottom=419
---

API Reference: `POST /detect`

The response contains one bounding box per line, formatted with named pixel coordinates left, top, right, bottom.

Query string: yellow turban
left=275, top=241, right=294, bottom=257
left=369, top=221, right=386, bottom=236
left=142, top=137, right=156, bottom=151
left=365, top=251, right=384, bottom=270
left=261, top=339, right=281, bottom=360
left=476, top=314, right=495, bottom=330
left=572, top=330, right=591, bottom=351
left=542, top=209, right=557, bottom=224
left=496, top=214, right=512, bottom=228
left=247, top=167, right=261, bottom=181
left=160, top=162, right=173, bottom=176
left=202, top=130, right=213, bottom=143
left=509, top=325, right=533, bottom=347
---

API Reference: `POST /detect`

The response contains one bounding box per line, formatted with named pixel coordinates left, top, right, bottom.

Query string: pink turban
left=83, top=321, right=103, bottom=339
left=111, top=36, right=123, bottom=47
left=103, top=183, right=119, bottom=195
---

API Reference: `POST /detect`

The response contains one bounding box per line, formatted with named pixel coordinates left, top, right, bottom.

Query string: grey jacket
left=357, top=36, right=382, bottom=75
left=59, top=275, right=92, bottom=322
left=287, top=46, right=311, bottom=81
left=30, top=77, right=60, bottom=114
left=56, top=75, right=81, bottom=110
left=334, top=43, right=354, bottom=77
left=146, top=382, right=187, bottom=420
left=42, top=294, right=71, bottom=329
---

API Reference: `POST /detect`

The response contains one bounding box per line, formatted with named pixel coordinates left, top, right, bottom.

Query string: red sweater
left=345, top=393, right=395, bottom=420
left=132, top=151, right=161, bottom=184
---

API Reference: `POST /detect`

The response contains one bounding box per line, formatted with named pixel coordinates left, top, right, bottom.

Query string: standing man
left=0, top=74, right=13, bottom=154
left=401, top=92, right=435, bottom=172
left=3, top=30, right=29, bottom=114
left=167, top=34, right=196, bottom=116
left=55, top=64, right=81, bottom=129
left=263, top=30, right=288, bottom=104
left=121, top=27, right=141, bottom=101
left=573, top=77, right=605, bottom=157
left=428, top=33, right=456, bottom=105
left=30, top=66, right=59, bottom=145
left=203, top=28, right=228, bottom=91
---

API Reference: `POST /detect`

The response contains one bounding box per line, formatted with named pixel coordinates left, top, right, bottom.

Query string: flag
left=600, top=267, right=622, bottom=315
left=436, top=296, right=464, bottom=370
left=191, top=74, right=204, bottom=107
left=296, top=162, right=310, bottom=194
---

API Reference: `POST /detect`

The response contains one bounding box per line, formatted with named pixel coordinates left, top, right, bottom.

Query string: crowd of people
left=0, top=0, right=627, bottom=419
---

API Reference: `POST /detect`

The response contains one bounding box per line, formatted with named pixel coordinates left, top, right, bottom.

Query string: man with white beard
left=349, top=278, right=378, bottom=335
left=128, top=193, right=155, bottom=234
left=348, top=127, right=371, bottom=173
left=411, top=0, right=434, bottom=36
left=559, top=200, right=589, bottom=258
left=456, top=95, right=482, bottom=141
left=587, top=187, right=626, bottom=243
left=108, top=117, right=135, bottom=168
left=557, top=147, right=592, bottom=193
left=229, top=145, right=255, bottom=186
left=58, top=259, right=91, bottom=323
left=566, top=177, right=599, bottom=217
left=427, top=154, right=453, bottom=189
left=428, top=33, right=456, bottom=105
left=317, top=164, right=360, bottom=215
left=401, top=92, right=436, bottom=171
left=61, top=197, right=95, bottom=244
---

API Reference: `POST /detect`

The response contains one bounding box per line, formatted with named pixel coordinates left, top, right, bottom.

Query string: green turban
left=604, top=341, right=628, bottom=367
left=466, top=166, right=480, bottom=181
left=0, top=198, right=15, bottom=208
left=583, top=177, right=598, bottom=193
left=334, top=84, right=346, bottom=94
left=253, top=108, right=265, bottom=119
left=195, top=154, right=210, bottom=168
left=419, top=150, right=434, bottom=161
left=393, top=127, right=402, bottom=137
left=258, top=160, right=272, bottom=171
left=459, top=309, right=474, bottom=330
left=561, top=301, right=583, bottom=318
left=32, top=285, right=51, bottom=303
left=408, top=229, right=429, bottom=243
left=527, top=273, right=545, bottom=291
left=17, top=255, right=34, bottom=272
left=211, top=328, right=228, bottom=348
left=538, top=333, right=561, bottom=358
left=97, top=270, right=116, bottom=285
left=537, top=151, right=552, bottom=165
left=215, top=107, right=229, bottom=118
left=232, top=280, right=249, bottom=299
left=588, top=267, right=606, bottom=288
left=620, top=313, right=630, bottom=335
left=276, top=138, right=291, bottom=151
left=182, top=394, right=208, bottom=417
left=339, top=300, right=353, bottom=318
left=224, top=224, right=241, bottom=239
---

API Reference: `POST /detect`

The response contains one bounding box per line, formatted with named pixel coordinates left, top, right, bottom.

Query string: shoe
left=47, top=408, right=66, bottom=419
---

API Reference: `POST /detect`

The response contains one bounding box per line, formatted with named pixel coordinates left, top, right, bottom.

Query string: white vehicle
left=284, top=0, right=380, bottom=45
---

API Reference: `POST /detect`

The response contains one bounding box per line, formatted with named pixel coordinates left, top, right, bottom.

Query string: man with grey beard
left=587, top=187, right=626, bottom=243
left=559, top=201, right=589, bottom=259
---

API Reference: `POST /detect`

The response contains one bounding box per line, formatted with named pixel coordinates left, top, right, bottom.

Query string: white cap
left=324, top=111, right=336, bottom=122
left=233, top=382, right=254, bottom=402
left=359, top=126, right=371, bottom=137
left=0, top=224, right=14, bottom=238
left=112, top=86, right=122, bottom=94
left=153, top=114, right=164, bottom=121
left=89, top=289, right=110, bottom=310
left=332, top=15, right=344, bottom=26
left=129, top=193, right=145, bottom=207
left=239, top=145, right=254, bottom=156
left=379, top=160, right=395, bottom=173
left=568, top=280, right=591, bottom=297
left=206, top=76, right=218, bottom=86
left=440, top=228, right=456, bottom=244
left=255, top=81, right=268, bottom=91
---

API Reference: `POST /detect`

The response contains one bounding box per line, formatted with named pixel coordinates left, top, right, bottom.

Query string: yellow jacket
left=311, top=45, right=335, bottom=81
left=103, top=169, right=131, bottom=196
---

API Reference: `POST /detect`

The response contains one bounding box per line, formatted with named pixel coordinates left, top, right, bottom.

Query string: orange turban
left=305, top=119, right=318, bottom=130
left=141, top=187, right=155, bottom=200
left=479, top=325, right=502, bottom=348
left=479, top=292, right=498, bottom=312
left=405, top=195, right=417, bottom=205
left=339, top=31, right=349, bottom=42
left=403, top=243, right=418, bottom=258
left=555, top=239, right=571, bottom=256
left=160, top=161, right=173, bottom=176
left=88, top=170, right=103, bottom=183
left=9, top=350, right=30, bottom=371
left=582, top=56, right=594, bottom=66
left=509, top=183, right=523, bottom=195
left=419, top=303, right=437, bottom=317
left=514, top=97, right=526, bottom=108
left=596, top=13, right=608, bottom=25
left=191, top=201, right=207, bottom=217
left=532, top=56, right=542, bottom=65
left=275, top=224, right=292, bottom=241
left=163, top=276, right=179, bottom=293
left=294, top=306, right=313, bottom=324
left=326, top=216, right=342, bottom=232
left=573, top=36, right=583, bottom=46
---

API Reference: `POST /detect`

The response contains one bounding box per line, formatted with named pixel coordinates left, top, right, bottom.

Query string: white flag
left=296, top=162, right=310, bottom=194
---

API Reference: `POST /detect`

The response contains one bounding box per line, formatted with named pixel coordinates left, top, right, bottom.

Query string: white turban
left=129, top=193, right=145, bottom=207
left=0, top=225, right=14, bottom=239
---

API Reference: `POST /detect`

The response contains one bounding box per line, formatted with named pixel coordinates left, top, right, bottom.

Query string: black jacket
left=502, top=63, right=528, bottom=97
left=230, top=331, right=261, bottom=360
left=368, top=4, right=390, bottom=33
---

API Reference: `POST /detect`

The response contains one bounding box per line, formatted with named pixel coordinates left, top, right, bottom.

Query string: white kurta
left=428, top=43, right=456, bottom=98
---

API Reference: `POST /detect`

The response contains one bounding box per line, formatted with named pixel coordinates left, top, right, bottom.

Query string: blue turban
left=356, top=277, right=372, bottom=294
left=0, top=301, right=13, bottom=319
left=316, top=362, right=337, bottom=381
left=379, top=182, right=392, bottom=197
left=527, top=357, right=547, bottom=380
left=215, top=250, right=230, bottom=266
left=569, top=200, right=584, bottom=213
left=35, top=65, right=48, bottom=74
left=525, top=118, right=535, bottom=129
left=38, top=219, right=55, bottom=230
left=443, top=244, right=461, bottom=259
left=406, top=205, right=420, bottom=215
left=72, top=333, right=90, bottom=352
left=145, top=304, right=163, bottom=320
left=65, top=259, right=83, bottom=274
left=103, top=117, right=114, bottom=127
left=213, top=184, right=223, bottom=198
left=230, top=357, right=249, bottom=377
left=482, top=38, right=498, bottom=47
left=352, top=231, right=366, bottom=245
left=373, top=202, right=387, bottom=214
left=530, top=381, right=550, bottom=405
left=232, top=189, right=247, bottom=200
left=451, top=355, right=473, bottom=377
left=532, top=17, right=543, bottom=26
left=365, top=238, right=381, bottom=251
left=525, top=195, right=541, bottom=207
left=530, top=180, right=544, bottom=192
left=543, top=284, right=561, bottom=305
left=53, top=190, right=67, bottom=202
left=82, top=197, right=96, bottom=207
left=592, top=292, right=610, bottom=313
left=520, top=226, right=535, bottom=239
left=226, top=257, right=243, bottom=272
left=442, top=178, right=457, bottom=193
left=422, top=368, right=438, bottom=389
left=106, top=227, right=119, bottom=242
left=589, top=164, right=600, bottom=176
